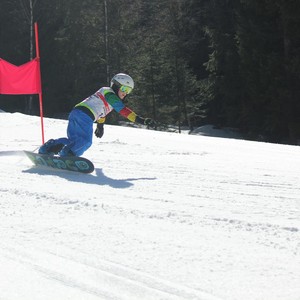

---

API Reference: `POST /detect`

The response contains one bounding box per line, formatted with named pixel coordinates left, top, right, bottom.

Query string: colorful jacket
left=75, top=87, right=138, bottom=124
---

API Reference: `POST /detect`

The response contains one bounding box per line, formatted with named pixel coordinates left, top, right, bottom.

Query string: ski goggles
left=119, top=85, right=133, bottom=94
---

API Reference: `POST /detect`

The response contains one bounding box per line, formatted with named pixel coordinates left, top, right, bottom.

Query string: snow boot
left=38, top=139, right=64, bottom=155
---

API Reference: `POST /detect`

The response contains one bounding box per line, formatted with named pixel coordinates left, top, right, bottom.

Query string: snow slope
left=0, top=112, right=299, bottom=300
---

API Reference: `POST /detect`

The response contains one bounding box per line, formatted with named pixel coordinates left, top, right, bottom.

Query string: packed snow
left=0, top=111, right=299, bottom=300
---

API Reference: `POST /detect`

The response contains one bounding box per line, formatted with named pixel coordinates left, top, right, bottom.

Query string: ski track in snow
left=0, top=112, right=299, bottom=300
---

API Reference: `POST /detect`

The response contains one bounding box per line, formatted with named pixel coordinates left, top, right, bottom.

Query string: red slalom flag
left=0, top=57, right=41, bottom=95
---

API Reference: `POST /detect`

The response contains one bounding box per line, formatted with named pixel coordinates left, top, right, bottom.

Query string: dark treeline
left=1, top=0, right=300, bottom=144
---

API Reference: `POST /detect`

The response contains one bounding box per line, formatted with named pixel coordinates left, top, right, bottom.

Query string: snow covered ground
left=0, top=112, right=299, bottom=300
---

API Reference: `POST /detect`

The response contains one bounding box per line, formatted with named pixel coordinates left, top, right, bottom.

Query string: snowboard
left=24, top=151, right=94, bottom=174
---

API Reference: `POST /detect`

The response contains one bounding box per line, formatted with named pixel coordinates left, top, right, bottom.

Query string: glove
left=94, top=123, right=104, bottom=138
left=144, top=118, right=156, bottom=128
left=136, top=116, right=156, bottom=128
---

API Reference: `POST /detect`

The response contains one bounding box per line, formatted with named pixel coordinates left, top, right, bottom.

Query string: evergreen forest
left=1, top=0, right=300, bottom=144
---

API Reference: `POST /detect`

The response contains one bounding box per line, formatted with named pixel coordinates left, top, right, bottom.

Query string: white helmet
left=110, top=73, right=134, bottom=94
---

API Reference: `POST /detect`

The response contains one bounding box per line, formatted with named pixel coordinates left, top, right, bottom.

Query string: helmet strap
left=111, top=83, right=120, bottom=95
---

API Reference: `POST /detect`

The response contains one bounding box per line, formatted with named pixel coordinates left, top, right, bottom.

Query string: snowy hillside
left=0, top=112, right=299, bottom=300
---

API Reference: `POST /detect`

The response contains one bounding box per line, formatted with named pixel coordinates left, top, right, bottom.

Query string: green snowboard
left=24, top=151, right=94, bottom=174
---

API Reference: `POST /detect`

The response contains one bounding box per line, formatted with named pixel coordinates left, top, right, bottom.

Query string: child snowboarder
left=39, top=73, right=155, bottom=157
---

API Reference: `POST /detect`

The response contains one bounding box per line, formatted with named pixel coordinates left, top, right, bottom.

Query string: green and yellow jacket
left=76, top=87, right=139, bottom=124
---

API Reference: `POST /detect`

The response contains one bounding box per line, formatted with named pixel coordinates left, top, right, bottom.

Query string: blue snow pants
left=55, top=108, right=94, bottom=156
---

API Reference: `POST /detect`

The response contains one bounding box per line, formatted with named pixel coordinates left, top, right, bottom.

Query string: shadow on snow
left=22, top=167, right=156, bottom=189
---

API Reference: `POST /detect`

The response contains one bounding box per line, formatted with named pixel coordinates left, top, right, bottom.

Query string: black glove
left=94, top=123, right=104, bottom=138
left=144, top=118, right=156, bottom=128
left=136, top=116, right=156, bottom=128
